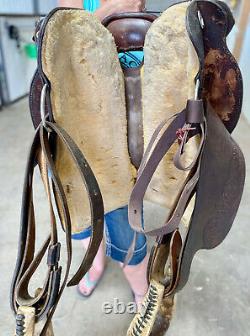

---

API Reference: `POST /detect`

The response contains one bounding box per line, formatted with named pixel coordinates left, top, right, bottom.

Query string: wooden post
left=233, top=0, right=250, bottom=61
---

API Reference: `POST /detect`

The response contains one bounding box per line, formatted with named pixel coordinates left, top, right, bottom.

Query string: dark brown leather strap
left=11, top=128, right=66, bottom=324
left=148, top=103, right=245, bottom=299
left=103, top=14, right=156, bottom=52
left=45, top=121, right=104, bottom=286
left=123, top=67, right=144, bottom=169
left=11, top=120, right=104, bottom=335
left=128, top=101, right=205, bottom=237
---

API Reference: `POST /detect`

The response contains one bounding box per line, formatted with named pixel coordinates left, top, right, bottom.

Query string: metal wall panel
left=0, top=45, right=4, bottom=107
left=37, top=0, right=57, bottom=14
left=0, top=0, right=34, bottom=14
left=0, top=17, right=37, bottom=103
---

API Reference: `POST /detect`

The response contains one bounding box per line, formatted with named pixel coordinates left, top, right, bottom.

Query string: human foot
left=122, top=254, right=149, bottom=310
left=77, top=265, right=105, bottom=297
left=133, top=292, right=146, bottom=312
left=77, top=238, right=106, bottom=297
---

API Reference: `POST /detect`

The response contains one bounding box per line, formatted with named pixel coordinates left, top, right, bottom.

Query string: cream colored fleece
left=41, top=3, right=198, bottom=233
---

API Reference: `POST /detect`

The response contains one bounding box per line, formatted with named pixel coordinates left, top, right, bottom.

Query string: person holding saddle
left=59, top=0, right=148, bottom=309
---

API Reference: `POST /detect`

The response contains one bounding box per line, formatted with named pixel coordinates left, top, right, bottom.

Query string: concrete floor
left=0, top=97, right=249, bottom=336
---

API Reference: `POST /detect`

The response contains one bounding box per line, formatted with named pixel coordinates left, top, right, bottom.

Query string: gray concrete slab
left=0, top=97, right=249, bottom=336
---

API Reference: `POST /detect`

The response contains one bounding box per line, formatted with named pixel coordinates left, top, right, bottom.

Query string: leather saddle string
left=137, top=113, right=179, bottom=178
left=173, top=123, right=205, bottom=171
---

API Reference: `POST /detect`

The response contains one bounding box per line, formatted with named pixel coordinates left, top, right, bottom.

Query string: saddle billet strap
left=149, top=104, right=245, bottom=295
left=128, top=102, right=245, bottom=336
left=128, top=101, right=205, bottom=237
left=124, top=103, right=204, bottom=265
left=137, top=114, right=179, bottom=178
left=124, top=109, right=193, bottom=264
left=11, top=128, right=67, bottom=323
left=44, top=121, right=104, bottom=287
left=173, top=99, right=205, bottom=171
left=11, top=121, right=104, bottom=335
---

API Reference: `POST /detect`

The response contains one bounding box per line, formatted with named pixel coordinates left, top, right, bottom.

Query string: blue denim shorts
left=72, top=206, right=147, bottom=265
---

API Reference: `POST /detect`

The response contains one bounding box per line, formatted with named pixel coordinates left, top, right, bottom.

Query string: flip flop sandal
left=77, top=270, right=105, bottom=298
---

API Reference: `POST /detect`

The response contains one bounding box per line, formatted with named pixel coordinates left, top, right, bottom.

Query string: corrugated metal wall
left=37, top=0, right=57, bottom=14
left=0, top=0, right=58, bottom=15
left=0, top=16, right=37, bottom=103
left=0, top=0, right=34, bottom=14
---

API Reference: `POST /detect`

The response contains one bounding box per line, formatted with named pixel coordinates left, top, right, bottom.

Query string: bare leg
left=78, top=238, right=106, bottom=296
left=122, top=254, right=149, bottom=309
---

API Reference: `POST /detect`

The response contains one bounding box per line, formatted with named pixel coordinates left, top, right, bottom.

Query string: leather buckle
left=47, top=243, right=61, bottom=267
left=185, top=99, right=204, bottom=124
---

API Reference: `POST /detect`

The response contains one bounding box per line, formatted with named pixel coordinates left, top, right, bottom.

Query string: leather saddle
left=11, top=1, right=245, bottom=335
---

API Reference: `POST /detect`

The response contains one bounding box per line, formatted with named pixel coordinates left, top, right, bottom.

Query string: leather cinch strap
left=11, top=120, right=104, bottom=335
